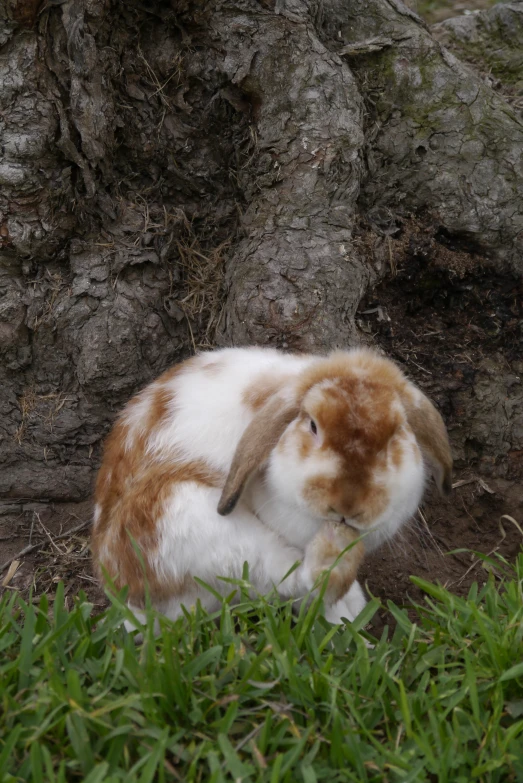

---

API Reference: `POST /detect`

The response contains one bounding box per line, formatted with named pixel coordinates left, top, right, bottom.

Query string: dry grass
left=14, top=389, right=38, bottom=445
left=106, top=189, right=232, bottom=351
left=175, top=234, right=230, bottom=348
left=28, top=269, right=69, bottom=331
left=15, top=389, right=74, bottom=445
left=0, top=506, right=101, bottom=608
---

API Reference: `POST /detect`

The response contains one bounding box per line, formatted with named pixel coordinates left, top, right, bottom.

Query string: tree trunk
left=1, top=0, right=521, bottom=547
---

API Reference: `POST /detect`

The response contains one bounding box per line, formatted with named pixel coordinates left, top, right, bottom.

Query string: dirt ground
left=0, top=500, right=105, bottom=610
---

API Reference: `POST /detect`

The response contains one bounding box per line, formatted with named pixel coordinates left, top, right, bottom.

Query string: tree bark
left=0, top=0, right=521, bottom=505
left=433, top=1, right=523, bottom=90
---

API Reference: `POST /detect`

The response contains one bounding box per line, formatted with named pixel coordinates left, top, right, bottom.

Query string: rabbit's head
left=218, top=350, right=452, bottom=549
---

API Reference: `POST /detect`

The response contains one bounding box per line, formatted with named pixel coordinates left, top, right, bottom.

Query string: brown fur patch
left=144, top=358, right=201, bottom=432
left=309, top=523, right=365, bottom=602
left=147, top=384, right=173, bottom=431
left=299, top=363, right=402, bottom=523
left=295, top=350, right=410, bottom=403
left=315, top=380, right=400, bottom=457
left=389, top=435, right=404, bottom=469
left=93, top=458, right=222, bottom=604
left=298, top=349, right=452, bottom=519
left=242, top=373, right=292, bottom=412
left=92, top=358, right=223, bottom=605
left=297, top=422, right=313, bottom=459
left=93, top=418, right=141, bottom=540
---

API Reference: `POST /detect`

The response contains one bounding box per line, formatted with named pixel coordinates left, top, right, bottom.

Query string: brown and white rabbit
left=91, top=347, right=452, bottom=628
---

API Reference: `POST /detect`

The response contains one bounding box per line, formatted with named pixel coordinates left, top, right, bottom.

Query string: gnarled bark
left=0, top=0, right=521, bottom=509
left=433, top=2, right=523, bottom=87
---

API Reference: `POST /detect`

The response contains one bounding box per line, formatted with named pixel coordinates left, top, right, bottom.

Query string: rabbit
left=91, top=346, right=452, bottom=628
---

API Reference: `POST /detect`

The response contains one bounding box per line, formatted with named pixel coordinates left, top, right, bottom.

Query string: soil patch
left=0, top=500, right=105, bottom=610
left=358, top=221, right=523, bottom=632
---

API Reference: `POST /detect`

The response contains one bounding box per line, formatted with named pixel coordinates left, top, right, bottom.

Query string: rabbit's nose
left=327, top=506, right=349, bottom=524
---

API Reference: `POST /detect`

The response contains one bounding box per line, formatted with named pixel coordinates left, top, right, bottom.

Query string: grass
left=1, top=553, right=523, bottom=782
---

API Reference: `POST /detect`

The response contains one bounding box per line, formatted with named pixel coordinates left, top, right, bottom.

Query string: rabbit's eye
left=310, top=419, right=318, bottom=435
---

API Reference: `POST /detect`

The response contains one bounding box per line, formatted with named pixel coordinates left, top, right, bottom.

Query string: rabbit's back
left=91, top=347, right=309, bottom=603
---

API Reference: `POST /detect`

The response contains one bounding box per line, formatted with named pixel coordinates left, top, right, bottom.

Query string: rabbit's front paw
left=305, top=522, right=365, bottom=602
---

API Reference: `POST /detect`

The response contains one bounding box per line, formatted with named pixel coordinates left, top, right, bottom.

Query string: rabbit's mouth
left=339, top=516, right=360, bottom=532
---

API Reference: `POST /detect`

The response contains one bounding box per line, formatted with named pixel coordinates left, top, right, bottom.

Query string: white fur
left=122, top=386, right=156, bottom=447
left=325, top=581, right=367, bottom=624
left=148, top=348, right=308, bottom=471
left=261, top=429, right=341, bottom=541
left=153, top=483, right=318, bottom=620
left=106, top=347, right=431, bottom=630
left=363, top=432, right=424, bottom=551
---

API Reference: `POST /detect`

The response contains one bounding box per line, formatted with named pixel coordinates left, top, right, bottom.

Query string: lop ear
left=403, top=391, right=453, bottom=496
left=217, top=395, right=300, bottom=516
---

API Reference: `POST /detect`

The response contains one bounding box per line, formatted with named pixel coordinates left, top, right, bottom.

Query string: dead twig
left=0, top=519, right=92, bottom=576
left=452, top=477, right=494, bottom=494
left=417, top=507, right=445, bottom=558
left=36, top=513, right=65, bottom=555
left=453, top=515, right=522, bottom=588
left=500, top=514, right=523, bottom=539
